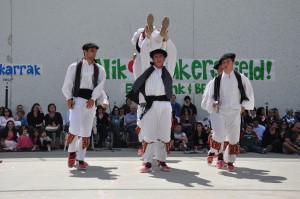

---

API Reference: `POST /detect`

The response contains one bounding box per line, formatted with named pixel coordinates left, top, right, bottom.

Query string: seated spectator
left=264, top=108, right=281, bottom=127
left=180, top=109, right=195, bottom=137
left=241, top=110, right=252, bottom=131
left=16, top=126, right=33, bottom=151
left=16, top=110, right=28, bottom=126
left=119, top=108, right=126, bottom=131
left=256, top=107, right=267, bottom=126
left=93, top=105, right=110, bottom=147
left=0, top=108, right=14, bottom=128
left=31, top=129, right=41, bottom=151
left=170, top=94, right=181, bottom=117
left=171, top=109, right=179, bottom=131
left=0, top=120, right=18, bottom=151
left=249, top=107, right=257, bottom=120
left=39, top=130, right=51, bottom=151
left=44, top=103, right=63, bottom=148
left=282, top=108, right=297, bottom=127
left=172, top=123, right=188, bottom=151
left=282, top=122, right=300, bottom=154
left=180, top=95, right=197, bottom=116
left=262, top=121, right=282, bottom=153
left=295, top=109, right=300, bottom=123
left=125, top=103, right=138, bottom=144
left=272, top=108, right=282, bottom=126
left=14, top=104, right=25, bottom=121
left=110, top=106, right=123, bottom=147
left=278, top=120, right=289, bottom=143
left=240, top=124, right=267, bottom=154
left=27, top=103, right=45, bottom=134
left=192, top=122, right=209, bottom=150
left=122, top=98, right=132, bottom=115
left=253, top=117, right=266, bottom=144
left=0, top=106, right=5, bottom=116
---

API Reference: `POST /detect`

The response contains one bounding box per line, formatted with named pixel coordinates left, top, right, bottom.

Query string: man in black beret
left=203, top=53, right=254, bottom=172
left=82, top=43, right=99, bottom=51
left=62, top=43, right=108, bottom=170
left=201, top=61, right=223, bottom=111
left=127, top=16, right=177, bottom=173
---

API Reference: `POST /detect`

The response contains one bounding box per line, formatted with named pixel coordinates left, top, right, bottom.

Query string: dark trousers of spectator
left=39, top=140, right=51, bottom=151
left=241, top=145, right=264, bottom=153
left=268, top=140, right=283, bottom=153
left=97, top=126, right=108, bottom=147
left=112, top=126, right=122, bottom=147
left=127, top=125, right=138, bottom=146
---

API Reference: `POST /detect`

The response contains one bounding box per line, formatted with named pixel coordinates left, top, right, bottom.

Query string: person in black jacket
left=44, top=103, right=63, bottom=148
left=27, top=103, right=44, bottom=135
left=0, top=120, right=18, bottom=151
left=180, top=95, right=197, bottom=116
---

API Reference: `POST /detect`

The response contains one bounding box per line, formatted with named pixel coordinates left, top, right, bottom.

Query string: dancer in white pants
left=127, top=14, right=177, bottom=172
left=62, top=43, right=108, bottom=170
left=131, top=14, right=165, bottom=159
left=202, top=53, right=254, bottom=172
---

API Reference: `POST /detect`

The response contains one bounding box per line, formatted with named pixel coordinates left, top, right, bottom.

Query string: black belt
left=78, top=89, right=93, bottom=100
left=140, top=95, right=169, bottom=119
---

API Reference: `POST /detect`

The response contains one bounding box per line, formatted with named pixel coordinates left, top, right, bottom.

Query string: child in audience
left=17, top=126, right=33, bottom=151
left=172, top=123, right=188, bottom=151
left=31, top=130, right=40, bottom=151
left=39, top=130, right=52, bottom=151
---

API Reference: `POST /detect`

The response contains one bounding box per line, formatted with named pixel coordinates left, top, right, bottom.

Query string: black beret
left=82, top=43, right=99, bottom=51
left=219, top=53, right=236, bottom=63
left=213, top=62, right=221, bottom=70
left=150, top=49, right=168, bottom=59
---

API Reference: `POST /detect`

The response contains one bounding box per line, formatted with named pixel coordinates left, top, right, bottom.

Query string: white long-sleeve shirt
left=140, top=37, right=177, bottom=96
left=205, top=70, right=254, bottom=113
left=62, top=59, right=106, bottom=101
left=201, top=80, right=212, bottom=111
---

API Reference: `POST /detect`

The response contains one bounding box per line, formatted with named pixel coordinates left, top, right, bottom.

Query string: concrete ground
left=0, top=149, right=299, bottom=199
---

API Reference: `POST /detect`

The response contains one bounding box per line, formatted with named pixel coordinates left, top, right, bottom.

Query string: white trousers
left=4, top=140, right=17, bottom=150
left=141, top=101, right=172, bottom=163
left=210, top=108, right=241, bottom=163
left=143, top=141, right=168, bottom=163
left=141, top=101, right=172, bottom=143
left=68, top=97, right=96, bottom=160
left=69, top=97, right=96, bottom=137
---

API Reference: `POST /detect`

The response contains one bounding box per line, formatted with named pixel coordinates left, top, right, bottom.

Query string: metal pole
left=5, top=83, right=8, bottom=107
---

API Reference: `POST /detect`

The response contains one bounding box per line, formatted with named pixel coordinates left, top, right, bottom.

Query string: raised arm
left=165, top=38, right=177, bottom=76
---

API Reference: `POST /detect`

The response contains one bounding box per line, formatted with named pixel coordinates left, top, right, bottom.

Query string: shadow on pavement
left=70, top=166, right=119, bottom=180
left=149, top=167, right=213, bottom=187
left=218, top=167, right=287, bottom=183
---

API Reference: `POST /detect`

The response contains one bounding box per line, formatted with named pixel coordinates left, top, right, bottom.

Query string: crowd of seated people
left=0, top=103, right=60, bottom=151
left=1, top=96, right=300, bottom=156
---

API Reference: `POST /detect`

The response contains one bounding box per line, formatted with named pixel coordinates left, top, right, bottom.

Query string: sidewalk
left=0, top=149, right=299, bottom=199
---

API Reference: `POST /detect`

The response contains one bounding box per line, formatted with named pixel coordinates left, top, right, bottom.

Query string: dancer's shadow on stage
left=149, top=167, right=212, bottom=187
left=218, top=167, right=287, bottom=183
left=69, top=166, right=118, bottom=180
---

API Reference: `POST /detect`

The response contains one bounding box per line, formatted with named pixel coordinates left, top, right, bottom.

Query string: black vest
left=72, top=60, right=99, bottom=97
left=214, top=70, right=249, bottom=104
left=126, top=64, right=173, bottom=104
